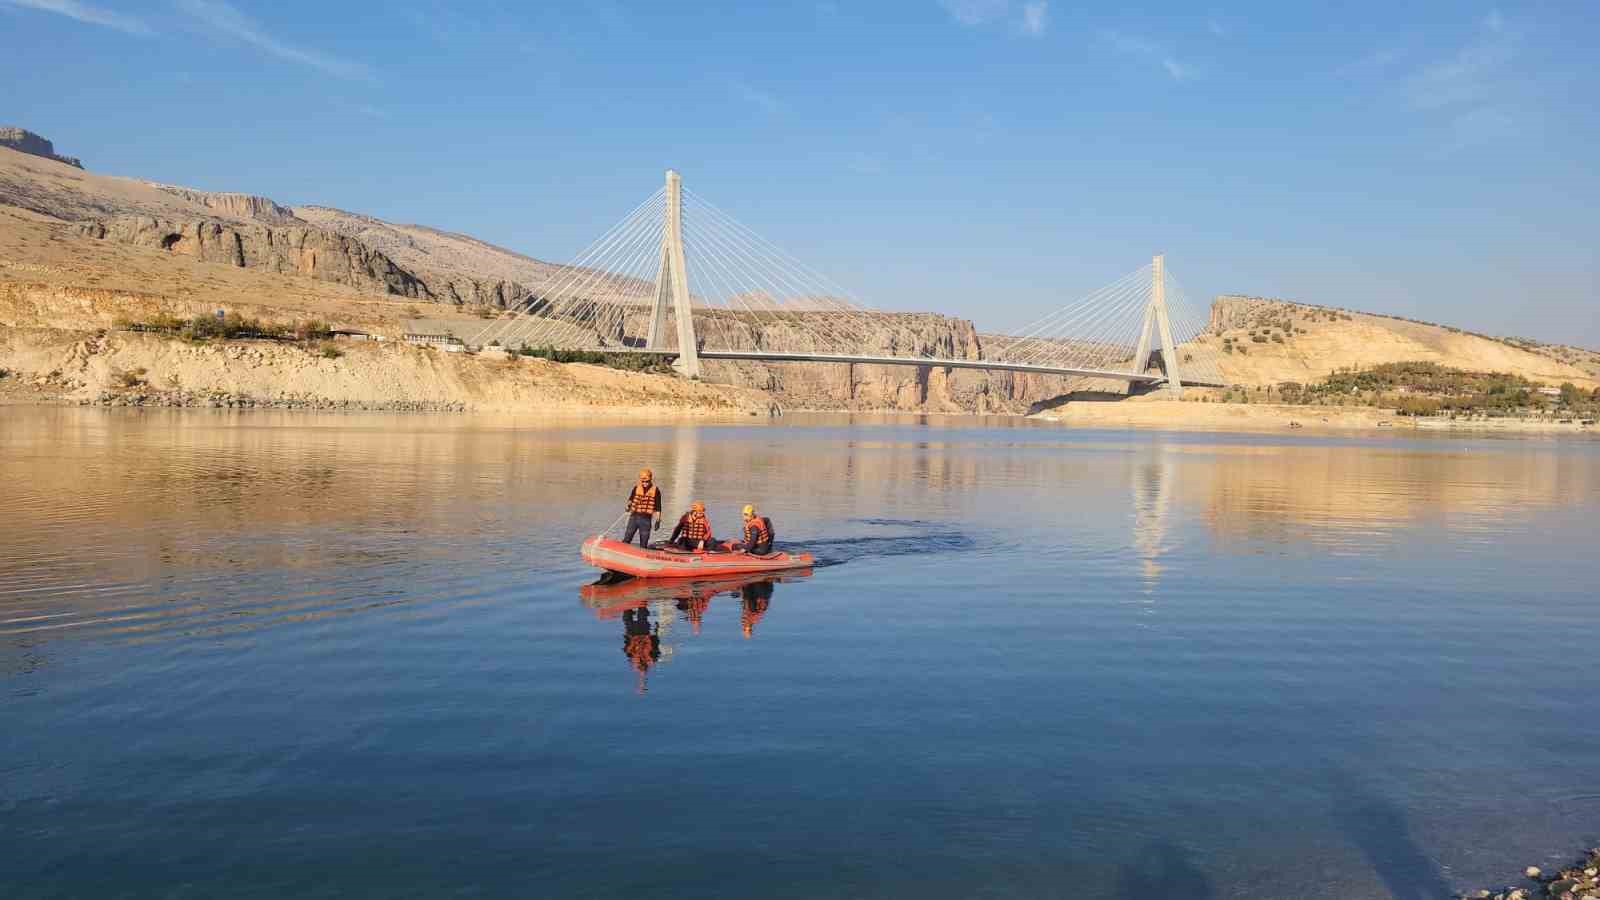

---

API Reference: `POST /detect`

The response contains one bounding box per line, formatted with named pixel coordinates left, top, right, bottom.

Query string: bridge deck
left=479, top=346, right=1224, bottom=388
left=696, top=350, right=1164, bottom=383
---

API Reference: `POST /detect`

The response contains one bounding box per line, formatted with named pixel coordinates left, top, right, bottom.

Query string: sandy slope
left=1034, top=398, right=1597, bottom=435
left=0, top=206, right=775, bottom=414
left=0, top=147, right=219, bottom=222
left=1, top=328, right=774, bottom=414
left=1207, top=302, right=1596, bottom=389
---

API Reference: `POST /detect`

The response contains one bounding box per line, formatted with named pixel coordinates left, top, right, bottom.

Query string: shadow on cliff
left=1328, top=768, right=1453, bottom=900
left=1027, top=387, right=1158, bottom=416
left=1113, top=840, right=1216, bottom=900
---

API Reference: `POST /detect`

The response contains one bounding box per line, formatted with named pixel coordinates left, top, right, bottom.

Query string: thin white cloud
left=1399, top=11, right=1533, bottom=152
left=1, top=0, right=151, bottom=35
left=1338, top=46, right=1405, bottom=77
left=173, top=0, right=376, bottom=82
left=1020, top=1, right=1047, bottom=36
left=1162, top=58, right=1198, bottom=82
left=940, top=0, right=1048, bottom=37
left=940, top=0, right=1007, bottom=27
left=1405, top=13, right=1516, bottom=109
left=1447, top=105, right=1516, bottom=151
left=1101, top=29, right=1198, bottom=82
left=731, top=80, right=782, bottom=114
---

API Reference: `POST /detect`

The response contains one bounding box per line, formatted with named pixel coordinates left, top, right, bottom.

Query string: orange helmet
left=690, top=501, right=705, bottom=512
left=638, top=468, right=652, bottom=481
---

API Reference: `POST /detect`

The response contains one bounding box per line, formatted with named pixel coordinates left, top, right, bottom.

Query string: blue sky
left=3, top=1, right=1597, bottom=345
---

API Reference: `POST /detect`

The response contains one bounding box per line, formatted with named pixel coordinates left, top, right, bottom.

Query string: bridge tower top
left=647, top=169, right=699, bottom=376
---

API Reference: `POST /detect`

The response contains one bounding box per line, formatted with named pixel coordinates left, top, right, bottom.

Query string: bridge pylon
left=1127, top=254, right=1184, bottom=398
left=646, top=169, right=700, bottom=378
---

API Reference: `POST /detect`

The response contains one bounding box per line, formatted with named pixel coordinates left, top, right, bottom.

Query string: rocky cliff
left=76, top=216, right=428, bottom=298
left=295, top=206, right=565, bottom=293
left=147, top=184, right=302, bottom=224
left=590, top=307, right=1082, bottom=412
left=0, top=127, right=82, bottom=169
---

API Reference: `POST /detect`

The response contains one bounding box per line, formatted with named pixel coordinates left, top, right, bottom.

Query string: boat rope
left=597, top=510, right=628, bottom=539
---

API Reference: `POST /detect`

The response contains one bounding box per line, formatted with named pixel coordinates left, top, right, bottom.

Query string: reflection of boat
left=581, top=536, right=815, bottom=579
left=584, top=570, right=810, bottom=691
left=579, top=568, right=812, bottom=617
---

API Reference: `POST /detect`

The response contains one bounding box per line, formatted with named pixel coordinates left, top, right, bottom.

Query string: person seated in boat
left=621, top=468, right=662, bottom=548
left=667, top=501, right=713, bottom=552
left=722, top=504, right=774, bottom=555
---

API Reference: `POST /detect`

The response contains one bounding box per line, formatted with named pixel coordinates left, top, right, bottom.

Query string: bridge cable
left=470, top=187, right=663, bottom=348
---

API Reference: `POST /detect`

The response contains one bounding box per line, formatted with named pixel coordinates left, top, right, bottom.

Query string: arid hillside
left=293, top=206, right=566, bottom=290
left=3, top=131, right=1596, bottom=415
left=1205, top=296, right=1596, bottom=389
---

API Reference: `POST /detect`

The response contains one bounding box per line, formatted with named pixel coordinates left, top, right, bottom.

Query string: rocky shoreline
left=1461, top=848, right=1600, bottom=900
left=79, top=387, right=469, bottom=413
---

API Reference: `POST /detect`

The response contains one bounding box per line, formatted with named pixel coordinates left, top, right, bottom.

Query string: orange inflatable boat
left=580, top=536, right=815, bottom=579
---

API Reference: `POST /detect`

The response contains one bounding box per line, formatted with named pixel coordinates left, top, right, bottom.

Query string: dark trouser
left=748, top=539, right=772, bottom=555
left=675, top=536, right=710, bottom=551
left=623, top=513, right=654, bottom=548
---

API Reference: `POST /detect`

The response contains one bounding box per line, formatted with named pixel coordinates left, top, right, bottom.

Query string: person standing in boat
left=668, top=501, right=713, bottom=552
left=723, top=504, right=773, bottom=555
left=622, top=468, right=662, bottom=548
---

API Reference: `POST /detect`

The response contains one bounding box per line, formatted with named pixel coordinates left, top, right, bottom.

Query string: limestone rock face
left=0, top=127, right=82, bottom=168
left=596, top=308, right=1078, bottom=412
left=424, top=274, right=532, bottom=309
left=146, top=184, right=302, bottom=224
left=77, top=216, right=428, bottom=298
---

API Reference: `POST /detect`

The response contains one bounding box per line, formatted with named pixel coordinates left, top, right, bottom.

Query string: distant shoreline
left=1029, top=399, right=1599, bottom=436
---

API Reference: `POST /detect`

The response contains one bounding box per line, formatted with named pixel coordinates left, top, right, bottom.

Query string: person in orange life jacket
left=668, top=501, right=713, bottom=551
left=621, top=606, right=660, bottom=693
left=676, top=588, right=711, bottom=635
left=739, top=579, right=774, bottom=638
left=723, top=504, right=773, bottom=555
left=622, top=468, right=662, bottom=548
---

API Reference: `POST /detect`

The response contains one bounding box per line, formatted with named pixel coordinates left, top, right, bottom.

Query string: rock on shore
left=1461, top=847, right=1600, bottom=900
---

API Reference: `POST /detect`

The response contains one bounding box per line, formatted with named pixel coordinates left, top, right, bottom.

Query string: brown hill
left=1205, top=296, right=1596, bottom=389
left=2, top=132, right=1595, bottom=412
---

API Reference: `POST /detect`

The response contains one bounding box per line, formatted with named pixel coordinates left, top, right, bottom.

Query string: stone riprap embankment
left=1460, top=847, right=1600, bottom=900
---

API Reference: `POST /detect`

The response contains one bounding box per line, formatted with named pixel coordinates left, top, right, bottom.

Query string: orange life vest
left=681, top=512, right=710, bottom=541
left=744, top=516, right=771, bottom=546
left=627, top=484, right=660, bottom=514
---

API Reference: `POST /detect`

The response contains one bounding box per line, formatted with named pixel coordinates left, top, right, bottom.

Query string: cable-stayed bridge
left=470, top=171, right=1225, bottom=395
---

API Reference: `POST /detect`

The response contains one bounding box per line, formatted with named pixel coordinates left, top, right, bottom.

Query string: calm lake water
left=2, top=408, right=1597, bottom=899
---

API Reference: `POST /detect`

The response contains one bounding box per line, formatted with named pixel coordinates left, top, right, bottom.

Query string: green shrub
left=516, top=344, right=673, bottom=374
left=319, top=342, right=343, bottom=359
left=1384, top=396, right=1442, bottom=416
